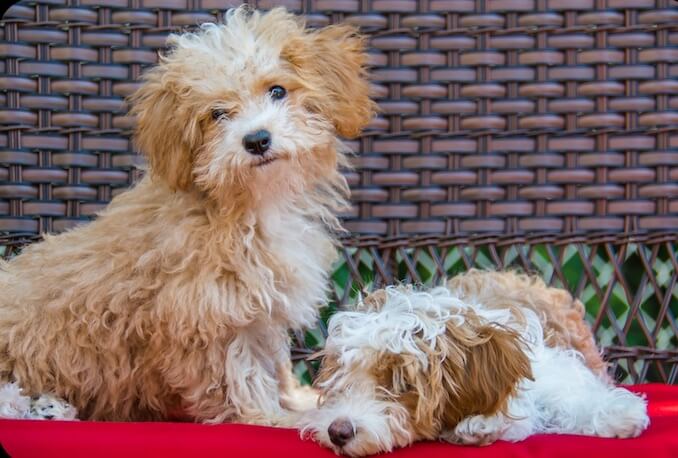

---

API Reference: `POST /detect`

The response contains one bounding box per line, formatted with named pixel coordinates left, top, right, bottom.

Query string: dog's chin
left=319, top=430, right=390, bottom=458
left=302, top=428, right=351, bottom=457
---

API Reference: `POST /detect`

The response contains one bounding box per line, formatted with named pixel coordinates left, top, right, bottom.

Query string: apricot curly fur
left=447, top=269, right=608, bottom=379
left=0, top=6, right=374, bottom=423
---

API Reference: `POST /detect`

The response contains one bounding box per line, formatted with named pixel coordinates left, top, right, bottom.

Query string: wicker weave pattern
left=315, top=232, right=678, bottom=384
left=0, top=1, right=676, bottom=235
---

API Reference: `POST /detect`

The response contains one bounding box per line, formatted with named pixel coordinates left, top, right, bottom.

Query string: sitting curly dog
left=0, top=6, right=373, bottom=424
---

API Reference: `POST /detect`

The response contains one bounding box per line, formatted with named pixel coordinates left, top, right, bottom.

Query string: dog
left=0, top=6, right=374, bottom=424
left=299, top=271, right=649, bottom=456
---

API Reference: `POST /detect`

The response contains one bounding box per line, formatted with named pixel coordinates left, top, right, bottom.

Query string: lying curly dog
left=300, top=271, right=649, bottom=456
left=0, top=6, right=373, bottom=423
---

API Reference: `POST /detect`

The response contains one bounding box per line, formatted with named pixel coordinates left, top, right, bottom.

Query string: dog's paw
left=591, top=389, right=649, bottom=438
left=0, top=382, right=31, bottom=419
left=443, top=414, right=507, bottom=446
left=280, top=384, right=319, bottom=413
left=27, top=394, right=78, bottom=421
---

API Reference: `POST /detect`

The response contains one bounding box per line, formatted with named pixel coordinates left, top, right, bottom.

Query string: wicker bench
left=2, top=0, right=675, bottom=384
left=0, top=0, right=676, bottom=456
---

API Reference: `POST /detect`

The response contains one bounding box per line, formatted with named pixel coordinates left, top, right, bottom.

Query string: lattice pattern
left=0, top=1, right=677, bottom=236
left=291, top=232, right=678, bottom=385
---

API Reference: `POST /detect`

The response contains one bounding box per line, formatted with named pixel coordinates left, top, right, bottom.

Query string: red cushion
left=1, top=384, right=677, bottom=457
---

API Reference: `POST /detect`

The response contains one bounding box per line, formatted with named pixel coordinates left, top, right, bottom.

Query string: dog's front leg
left=185, top=324, right=310, bottom=426
left=171, top=327, right=285, bottom=425
left=216, top=327, right=289, bottom=426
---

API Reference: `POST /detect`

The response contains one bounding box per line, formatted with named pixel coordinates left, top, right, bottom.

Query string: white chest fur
left=258, top=208, right=335, bottom=330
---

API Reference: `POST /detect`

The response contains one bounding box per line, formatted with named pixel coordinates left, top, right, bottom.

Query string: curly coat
left=0, top=7, right=374, bottom=423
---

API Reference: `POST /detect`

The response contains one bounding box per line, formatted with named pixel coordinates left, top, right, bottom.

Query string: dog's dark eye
left=268, top=85, right=286, bottom=100
left=211, top=109, right=228, bottom=121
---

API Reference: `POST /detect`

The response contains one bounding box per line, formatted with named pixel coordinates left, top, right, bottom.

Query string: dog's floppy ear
left=391, top=313, right=532, bottom=437
left=128, top=66, right=201, bottom=191
left=391, top=350, right=449, bottom=439
left=440, top=318, right=532, bottom=427
left=283, top=23, right=376, bottom=138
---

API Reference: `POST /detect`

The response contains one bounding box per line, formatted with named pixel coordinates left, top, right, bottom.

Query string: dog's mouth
left=252, top=155, right=279, bottom=168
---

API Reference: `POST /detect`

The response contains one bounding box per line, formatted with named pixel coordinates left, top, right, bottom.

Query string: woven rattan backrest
left=1, top=1, right=676, bottom=235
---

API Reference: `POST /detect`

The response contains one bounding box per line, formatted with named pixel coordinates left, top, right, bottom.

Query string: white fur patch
left=326, top=286, right=470, bottom=367
left=27, top=394, right=78, bottom=421
left=326, top=286, right=543, bottom=368
left=0, top=382, right=30, bottom=419
left=0, top=383, right=78, bottom=421
left=499, top=345, right=649, bottom=441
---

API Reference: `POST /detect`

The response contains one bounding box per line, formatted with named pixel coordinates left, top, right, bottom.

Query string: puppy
left=300, top=272, right=649, bottom=456
left=0, top=6, right=374, bottom=424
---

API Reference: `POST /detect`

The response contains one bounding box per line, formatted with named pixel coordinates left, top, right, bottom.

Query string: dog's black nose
left=243, top=129, right=271, bottom=155
left=328, top=418, right=355, bottom=447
